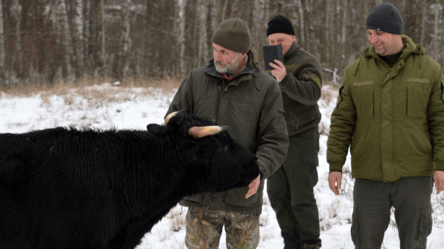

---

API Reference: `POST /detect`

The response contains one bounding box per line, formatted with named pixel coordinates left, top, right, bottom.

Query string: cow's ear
left=147, top=124, right=169, bottom=135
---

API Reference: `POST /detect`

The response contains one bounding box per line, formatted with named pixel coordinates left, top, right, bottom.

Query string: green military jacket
left=166, top=59, right=289, bottom=214
left=327, top=35, right=444, bottom=182
left=279, top=43, right=323, bottom=136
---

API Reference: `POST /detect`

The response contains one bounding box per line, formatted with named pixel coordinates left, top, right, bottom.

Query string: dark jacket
left=327, top=35, right=444, bottom=182
left=166, top=59, right=289, bottom=214
left=278, top=43, right=323, bottom=136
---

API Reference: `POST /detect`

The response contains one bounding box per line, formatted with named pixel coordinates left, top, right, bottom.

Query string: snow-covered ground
left=1, top=83, right=443, bottom=249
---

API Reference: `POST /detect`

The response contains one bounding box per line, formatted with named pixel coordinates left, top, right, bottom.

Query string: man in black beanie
left=328, top=2, right=444, bottom=249
left=167, top=17, right=289, bottom=249
left=266, top=14, right=323, bottom=249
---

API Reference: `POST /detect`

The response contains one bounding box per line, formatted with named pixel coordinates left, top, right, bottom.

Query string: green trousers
left=352, top=176, right=433, bottom=249
left=267, top=128, right=321, bottom=248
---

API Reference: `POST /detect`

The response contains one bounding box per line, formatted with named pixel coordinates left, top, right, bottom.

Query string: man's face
left=212, top=43, right=246, bottom=75
left=267, top=33, right=296, bottom=55
left=367, top=29, right=402, bottom=56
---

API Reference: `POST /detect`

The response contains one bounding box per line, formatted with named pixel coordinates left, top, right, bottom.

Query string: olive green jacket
left=327, top=35, right=444, bottom=182
left=166, top=59, right=289, bottom=214
left=279, top=43, right=323, bottom=136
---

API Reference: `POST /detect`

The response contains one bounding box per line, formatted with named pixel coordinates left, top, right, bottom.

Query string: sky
left=0, top=83, right=443, bottom=249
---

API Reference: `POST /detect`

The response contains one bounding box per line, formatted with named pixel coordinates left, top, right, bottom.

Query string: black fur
left=0, top=111, right=260, bottom=249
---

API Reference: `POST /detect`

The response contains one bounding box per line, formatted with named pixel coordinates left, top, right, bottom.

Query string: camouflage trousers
left=185, top=206, right=260, bottom=249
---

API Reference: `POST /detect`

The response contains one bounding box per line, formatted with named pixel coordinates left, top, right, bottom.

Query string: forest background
left=0, top=0, right=443, bottom=87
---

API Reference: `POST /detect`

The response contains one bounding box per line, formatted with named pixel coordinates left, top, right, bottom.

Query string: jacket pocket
left=417, top=206, right=432, bottom=248
left=351, top=205, right=360, bottom=246
left=406, top=85, right=429, bottom=118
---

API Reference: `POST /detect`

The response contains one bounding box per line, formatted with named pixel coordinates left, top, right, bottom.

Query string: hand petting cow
left=0, top=111, right=260, bottom=249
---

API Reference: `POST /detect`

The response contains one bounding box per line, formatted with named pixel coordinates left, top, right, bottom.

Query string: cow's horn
left=189, top=126, right=228, bottom=138
left=164, top=111, right=179, bottom=125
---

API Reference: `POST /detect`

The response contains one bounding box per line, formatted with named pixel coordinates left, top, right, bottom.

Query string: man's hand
left=434, top=171, right=444, bottom=194
left=269, top=59, right=286, bottom=83
left=328, top=172, right=343, bottom=195
left=245, top=174, right=261, bottom=199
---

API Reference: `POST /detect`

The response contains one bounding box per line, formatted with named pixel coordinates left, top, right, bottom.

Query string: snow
left=1, top=83, right=443, bottom=249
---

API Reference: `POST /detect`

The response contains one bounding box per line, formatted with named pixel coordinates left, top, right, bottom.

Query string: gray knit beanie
left=366, top=3, right=404, bottom=34
left=212, top=18, right=252, bottom=53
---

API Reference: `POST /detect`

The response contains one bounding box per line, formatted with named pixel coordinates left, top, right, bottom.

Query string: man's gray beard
left=215, top=63, right=228, bottom=73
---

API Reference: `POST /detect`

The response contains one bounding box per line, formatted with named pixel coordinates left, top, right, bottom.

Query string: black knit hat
left=267, top=15, right=295, bottom=36
left=366, top=3, right=404, bottom=34
left=212, top=18, right=251, bottom=53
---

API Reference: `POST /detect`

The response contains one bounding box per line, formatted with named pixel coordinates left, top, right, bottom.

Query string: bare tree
left=11, top=0, right=22, bottom=79
left=197, top=0, right=209, bottom=67
left=121, top=0, right=132, bottom=78
left=177, top=0, right=187, bottom=75
left=74, top=0, right=85, bottom=79
left=57, top=0, right=74, bottom=83
left=0, top=0, right=5, bottom=78
left=432, top=0, right=441, bottom=60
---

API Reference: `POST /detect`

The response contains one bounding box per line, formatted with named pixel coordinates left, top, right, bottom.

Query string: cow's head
left=147, top=111, right=260, bottom=194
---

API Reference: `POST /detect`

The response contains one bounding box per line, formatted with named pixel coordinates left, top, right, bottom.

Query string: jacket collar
left=284, top=42, right=299, bottom=60
left=363, top=34, right=424, bottom=61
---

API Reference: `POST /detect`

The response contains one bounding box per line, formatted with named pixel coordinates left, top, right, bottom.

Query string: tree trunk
left=121, top=0, right=131, bottom=78
left=341, top=0, right=348, bottom=66
left=100, top=0, right=106, bottom=76
left=0, top=0, right=5, bottom=78
left=74, top=0, right=84, bottom=79
left=197, top=0, right=209, bottom=67
left=253, top=0, right=265, bottom=60
left=296, top=0, right=305, bottom=45
left=11, top=0, right=23, bottom=79
left=419, top=0, right=426, bottom=46
left=57, top=0, right=74, bottom=83
left=177, top=0, right=187, bottom=75
left=433, top=0, right=440, bottom=60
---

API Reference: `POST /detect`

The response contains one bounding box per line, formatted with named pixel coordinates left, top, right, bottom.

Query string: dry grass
left=167, top=205, right=186, bottom=232
left=0, top=76, right=182, bottom=98
left=320, top=82, right=340, bottom=106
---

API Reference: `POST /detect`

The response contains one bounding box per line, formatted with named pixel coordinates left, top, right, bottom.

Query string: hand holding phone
left=263, top=44, right=283, bottom=70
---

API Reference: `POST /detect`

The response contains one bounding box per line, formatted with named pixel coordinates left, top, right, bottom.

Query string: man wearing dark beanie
left=265, top=14, right=323, bottom=249
left=167, top=17, right=289, bottom=249
left=328, top=3, right=444, bottom=249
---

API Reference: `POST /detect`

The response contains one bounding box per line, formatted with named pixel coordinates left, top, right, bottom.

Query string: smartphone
left=263, top=44, right=283, bottom=70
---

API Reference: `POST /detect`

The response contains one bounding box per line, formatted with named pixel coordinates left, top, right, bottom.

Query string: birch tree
left=432, top=1, right=441, bottom=60
left=0, top=0, right=5, bottom=78
left=197, top=0, right=209, bottom=67
left=121, top=0, right=131, bottom=78
left=252, top=0, right=265, bottom=61
left=57, top=0, right=74, bottom=83
left=100, top=0, right=105, bottom=75
left=177, top=0, right=187, bottom=75
left=11, top=0, right=22, bottom=78
left=74, top=0, right=85, bottom=78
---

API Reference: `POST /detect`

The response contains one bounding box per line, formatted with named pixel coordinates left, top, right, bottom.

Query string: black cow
left=0, top=111, right=260, bottom=249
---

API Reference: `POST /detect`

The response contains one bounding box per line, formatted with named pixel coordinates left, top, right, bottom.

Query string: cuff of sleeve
left=257, top=159, right=269, bottom=179
left=435, top=162, right=444, bottom=171
left=329, top=163, right=343, bottom=173
left=279, top=74, right=290, bottom=87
